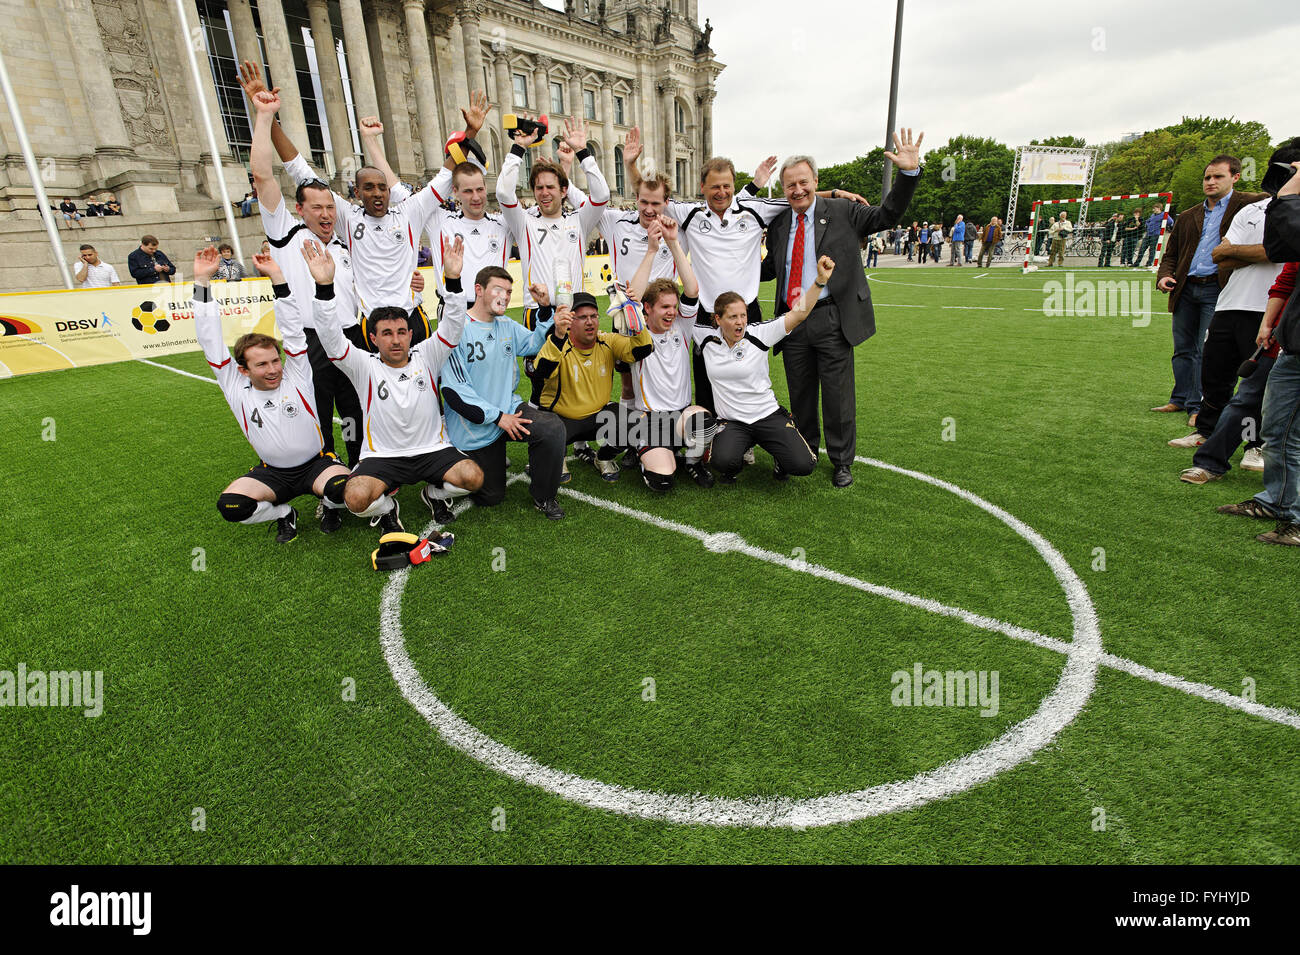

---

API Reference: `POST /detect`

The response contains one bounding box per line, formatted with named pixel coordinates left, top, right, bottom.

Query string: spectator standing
left=1046, top=212, right=1072, bottom=267
left=127, top=235, right=177, bottom=285
left=1098, top=213, right=1121, bottom=267
left=930, top=222, right=943, bottom=263
left=964, top=218, right=976, bottom=262
left=978, top=217, right=1002, bottom=268
left=1135, top=203, right=1173, bottom=268
left=948, top=215, right=965, bottom=266
left=71, top=244, right=120, bottom=288
left=1120, top=209, right=1142, bottom=265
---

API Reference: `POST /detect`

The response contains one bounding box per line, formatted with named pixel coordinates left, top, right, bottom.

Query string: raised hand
left=658, top=215, right=679, bottom=243
left=562, top=116, right=588, bottom=152
left=461, top=89, right=491, bottom=137
left=358, top=116, right=384, bottom=139
left=252, top=89, right=280, bottom=116
left=645, top=217, right=663, bottom=248
left=300, top=239, right=336, bottom=284
left=753, top=155, right=778, bottom=189
left=252, top=252, right=283, bottom=284
left=883, top=128, right=924, bottom=171
left=528, top=282, right=551, bottom=307
left=443, top=235, right=464, bottom=280
left=553, top=305, right=573, bottom=339
left=555, top=140, right=576, bottom=176
left=193, top=246, right=220, bottom=282
left=237, top=60, right=276, bottom=102
left=623, top=126, right=642, bottom=165
left=815, top=254, right=836, bottom=285
left=510, top=113, right=541, bottom=148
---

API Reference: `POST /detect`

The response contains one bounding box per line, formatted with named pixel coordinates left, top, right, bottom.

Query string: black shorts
left=350, top=447, right=468, bottom=490
left=245, top=451, right=342, bottom=504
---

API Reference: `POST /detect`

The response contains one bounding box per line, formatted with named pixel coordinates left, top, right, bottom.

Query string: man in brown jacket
left=1154, top=155, right=1265, bottom=424
left=978, top=217, right=1002, bottom=268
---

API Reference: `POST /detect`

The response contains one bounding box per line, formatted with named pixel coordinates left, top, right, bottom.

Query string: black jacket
left=1264, top=194, right=1300, bottom=354
left=760, top=169, right=920, bottom=346
left=128, top=248, right=176, bottom=285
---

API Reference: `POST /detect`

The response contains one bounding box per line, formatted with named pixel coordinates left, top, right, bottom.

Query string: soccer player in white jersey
left=496, top=114, right=609, bottom=329
left=301, top=238, right=483, bottom=532
left=693, top=256, right=836, bottom=483
left=193, top=246, right=351, bottom=543
left=622, top=215, right=716, bottom=490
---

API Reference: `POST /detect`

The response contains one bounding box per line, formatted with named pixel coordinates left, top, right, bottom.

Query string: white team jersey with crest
left=565, top=192, right=678, bottom=288
left=312, top=284, right=467, bottom=458
left=497, top=146, right=609, bottom=309
left=632, top=297, right=698, bottom=412
left=436, top=212, right=510, bottom=300
left=666, top=188, right=788, bottom=311
left=261, top=194, right=358, bottom=328
left=194, top=287, right=325, bottom=467
left=690, top=316, right=789, bottom=424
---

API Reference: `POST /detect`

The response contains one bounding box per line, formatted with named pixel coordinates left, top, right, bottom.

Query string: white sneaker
left=1168, top=432, right=1205, bottom=448
left=1241, top=447, right=1265, bottom=471
left=743, top=448, right=756, bottom=465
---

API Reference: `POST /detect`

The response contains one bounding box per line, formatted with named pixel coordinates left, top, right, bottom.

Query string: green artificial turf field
left=2, top=265, right=1297, bottom=863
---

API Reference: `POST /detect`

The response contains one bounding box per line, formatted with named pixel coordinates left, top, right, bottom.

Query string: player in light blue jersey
left=440, top=266, right=569, bottom=520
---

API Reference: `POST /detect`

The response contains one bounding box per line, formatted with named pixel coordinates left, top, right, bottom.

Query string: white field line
left=138, top=356, right=346, bottom=426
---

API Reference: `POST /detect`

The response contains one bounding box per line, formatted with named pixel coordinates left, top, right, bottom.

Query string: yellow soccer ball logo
left=599, top=263, right=613, bottom=283
left=131, top=301, right=170, bottom=336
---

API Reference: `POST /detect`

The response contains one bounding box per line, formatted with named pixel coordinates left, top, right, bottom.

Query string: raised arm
left=497, top=118, right=541, bottom=242
left=782, top=255, right=836, bottom=334
left=249, top=90, right=284, bottom=213
left=237, top=60, right=298, bottom=164
left=627, top=218, right=663, bottom=301
left=661, top=216, right=697, bottom=299
left=192, top=246, right=240, bottom=393
left=623, top=126, right=643, bottom=192
left=567, top=118, right=610, bottom=236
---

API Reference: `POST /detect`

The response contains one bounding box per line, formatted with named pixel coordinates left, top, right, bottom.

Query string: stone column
left=305, top=0, right=354, bottom=182
left=59, top=0, right=134, bottom=165
left=698, top=87, right=715, bottom=164
left=492, top=50, right=513, bottom=124
left=226, top=0, right=263, bottom=73
left=255, top=0, right=310, bottom=153
left=532, top=56, right=552, bottom=160
left=339, top=0, right=380, bottom=121
left=403, top=0, right=443, bottom=178
left=447, top=13, right=470, bottom=121
left=459, top=1, right=485, bottom=96
left=599, top=72, right=616, bottom=192
left=659, top=78, right=677, bottom=185
left=568, top=72, right=586, bottom=188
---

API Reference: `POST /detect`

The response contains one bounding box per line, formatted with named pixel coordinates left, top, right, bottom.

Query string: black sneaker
left=319, top=504, right=343, bottom=534
left=620, top=448, right=641, bottom=472
left=274, top=506, right=299, bottom=543
left=421, top=485, right=455, bottom=525
left=772, top=461, right=789, bottom=482
left=533, top=497, right=565, bottom=520
left=686, top=461, right=715, bottom=488
left=371, top=498, right=404, bottom=534
left=716, top=470, right=737, bottom=485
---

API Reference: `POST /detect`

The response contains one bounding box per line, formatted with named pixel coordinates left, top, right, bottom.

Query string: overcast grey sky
left=544, top=0, right=1300, bottom=169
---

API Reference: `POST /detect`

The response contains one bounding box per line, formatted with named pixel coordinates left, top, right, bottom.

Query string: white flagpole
left=0, top=45, right=74, bottom=289
left=174, top=0, right=245, bottom=266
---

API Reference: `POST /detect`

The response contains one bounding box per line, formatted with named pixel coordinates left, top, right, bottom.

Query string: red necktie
left=787, top=214, right=805, bottom=310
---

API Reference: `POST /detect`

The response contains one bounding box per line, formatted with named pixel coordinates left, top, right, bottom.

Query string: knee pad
left=642, top=469, right=675, bottom=493
left=216, top=493, right=256, bottom=523
left=681, top=409, right=717, bottom=458
left=322, top=474, right=348, bottom=505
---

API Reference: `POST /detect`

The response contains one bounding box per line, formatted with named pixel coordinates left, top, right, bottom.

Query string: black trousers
left=1197, top=309, right=1263, bottom=437
left=711, top=408, right=817, bottom=477
left=465, top=404, right=567, bottom=505
left=304, top=327, right=363, bottom=467
left=780, top=301, right=856, bottom=468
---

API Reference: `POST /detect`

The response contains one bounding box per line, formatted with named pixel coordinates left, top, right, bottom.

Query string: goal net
left=1022, top=192, right=1173, bottom=274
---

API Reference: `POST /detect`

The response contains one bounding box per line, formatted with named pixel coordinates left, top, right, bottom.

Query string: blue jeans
left=867, top=249, right=878, bottom=267
left=893, top=239, right=902, bottom=255
left=1170, top=282, right=1218, bottom=413
left=1252, top=352, right=1300, bottom=524
left=1134, top=234, right=1158, bottom=266
left=1193, top=353, right=1274, bottom=475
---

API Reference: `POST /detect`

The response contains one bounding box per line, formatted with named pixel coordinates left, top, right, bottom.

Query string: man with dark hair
left=439, top=265, right=567, bottom=520
left=1155, top=154, right=1265, bottom=425
left=193, top=246, right=351, bottom=542
left=1098, top=213, right=1121, bottom=268
left=72, top=244, right=119, bottom=288
left=127, top=235, right=175, bottom=285
left=978, top=217, right=1002, bottom=268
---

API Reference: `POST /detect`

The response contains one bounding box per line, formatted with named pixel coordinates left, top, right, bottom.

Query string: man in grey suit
left=764, top=129, right=923, bottom=487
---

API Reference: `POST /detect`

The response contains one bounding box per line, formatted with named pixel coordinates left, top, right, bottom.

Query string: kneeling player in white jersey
left=694, top=256, right=837, bottom=483
left=496, top=114, right=609, bottom=330
left=194, top=246, right=351, bottom=543
left=623, top=215, right=715, bottom=490
left=301, top=237, right=484, bottom=531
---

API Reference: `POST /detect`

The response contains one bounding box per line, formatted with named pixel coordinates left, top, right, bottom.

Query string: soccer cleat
left=685, top=461, right=715, bottom=488
left=1241, top=447, right=1265, bottom=472
left=421, top=485, right=456, bottom=525
left=274, top=506, right=299, bottom=544
left=1257, top=522, right=1300, bottom=546
left=772, top=461, right=789, bottom=482
left=319, top=504, right=344, bottom=534
left=716, top=470, right=737, bottom=485
left=571, top=441, right=596, bottom=464
left=533, top=497, right=565, bottom=521
left=1179, top=467, right=1221, bottom=485
left=560, top=461, right=572, bottom=484
left=1216, top=499, right=1276, bottom=520
left=620, top=448, right=642, bottom=472
left=371, top=498, right=404, bottom=534
left=1168, top=432, right=1205, bottom=448
left=595, top=456, right=620, bottom=482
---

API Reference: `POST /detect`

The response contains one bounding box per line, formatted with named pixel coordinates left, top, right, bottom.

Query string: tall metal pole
left=882, top=0, right=904, bottom=200
left=0, top=45, right=74, bottom=289
left=174, top=0, right=245, bottom=266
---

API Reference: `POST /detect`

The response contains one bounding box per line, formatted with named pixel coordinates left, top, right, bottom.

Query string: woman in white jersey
left=691, top=255, right=836, bottom=483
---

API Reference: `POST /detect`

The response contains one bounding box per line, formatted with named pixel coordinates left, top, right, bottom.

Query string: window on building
left=676, top=159, right=687, bottom=195
left=550, top=82, right=564, bottom=115
left=614, top=96, right=625, bottom=126
left=583, top=89, right=596, bottom=121
left=615, top=146, right=626, bottom=194
left=513, top=73, right=529, bottom=108
left=674, top=101, right=685, bottom=135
